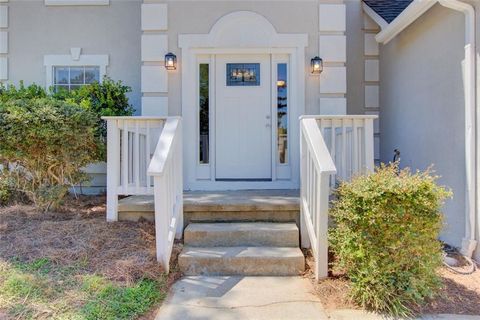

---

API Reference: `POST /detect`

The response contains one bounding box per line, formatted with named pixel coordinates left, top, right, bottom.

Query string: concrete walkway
left=155, top=276, right=327, bottom=320
left=155, top=276, right=480, bottom=320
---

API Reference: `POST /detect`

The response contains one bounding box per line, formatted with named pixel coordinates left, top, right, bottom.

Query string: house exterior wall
left=3, top=0, right=141, bottom=112
left=153, top=0, right=354, bottom=117
left=379, top=4, right=466, bottom=247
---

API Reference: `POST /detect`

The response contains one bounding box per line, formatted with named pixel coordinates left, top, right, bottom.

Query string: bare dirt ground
left=0, top=195, right=182, bottom=319
left=305, top=250, right=480, bottom=315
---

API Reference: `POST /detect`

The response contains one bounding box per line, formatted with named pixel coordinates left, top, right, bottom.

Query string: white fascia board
left=375, top=0, right=437, bottom=44
left=45, top=0, right=109, bottom=5
left=362, top=2, right=388, bottom=30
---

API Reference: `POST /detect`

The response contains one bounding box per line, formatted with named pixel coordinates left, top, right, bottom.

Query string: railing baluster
left=353, top=119, right=359, bottom=175
left=122, top=120, right=129, bottom=195
left=341, top=119, right=347, bottom=181
left=134, top=121, right=140, bottom=193
left=299, top=116, right=376, bottom=281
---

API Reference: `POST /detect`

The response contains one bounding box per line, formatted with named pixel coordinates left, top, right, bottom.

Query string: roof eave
left=375, top=0, right=438, bottom=44
left=362, top=2, right=389, bottom=30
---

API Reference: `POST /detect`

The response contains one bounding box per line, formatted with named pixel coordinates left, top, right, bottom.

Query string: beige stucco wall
left=5, top=0, right=367, bottom=116
left=379, top=4, right=466, bottom=247
left=6, top=0, right=141, bottom=112
left=166, top=1, right=320, bottom=116
left=346, top=0, right=366, bottom=115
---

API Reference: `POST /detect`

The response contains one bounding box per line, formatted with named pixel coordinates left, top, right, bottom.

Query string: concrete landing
left=155, top=276, right=327, bottom=320
left=118, top=190, right=300, bottom=224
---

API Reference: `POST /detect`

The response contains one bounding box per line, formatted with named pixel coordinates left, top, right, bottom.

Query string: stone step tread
left=184, top=222, right=299, bottom=247
left=179, top=246, right=305, bottom=276
left=180, top=246, right=304, bottom=259
left=185, top=222, right=298, bottom=233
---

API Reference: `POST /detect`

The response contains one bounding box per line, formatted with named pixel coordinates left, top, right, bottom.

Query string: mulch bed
left=304, top=250, right=480, bottom=315
left=0, top=195, right=182, bottom=286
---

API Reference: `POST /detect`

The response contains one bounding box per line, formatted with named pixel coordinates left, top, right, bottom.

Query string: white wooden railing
left=103, top=116, right=166, bottom=221
left=103, top=116, right=183, bottom=272
left=147, top=117, right=183, bottom=272
left=300, top=115, right=377, bottom=280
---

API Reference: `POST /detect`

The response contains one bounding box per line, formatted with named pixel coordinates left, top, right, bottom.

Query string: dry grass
left=0, top=195, right=182, bottom=319
left=304, top=249, right=480, bottom=315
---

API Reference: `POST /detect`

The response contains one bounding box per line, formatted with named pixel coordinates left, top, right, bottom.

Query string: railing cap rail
left=101, top=116, right=181, bottom=121
left=147, top=117, right=182, bottom=177
left=301, top=118, right=337, bottom=174
left=300, top=115, right=378, bottom=120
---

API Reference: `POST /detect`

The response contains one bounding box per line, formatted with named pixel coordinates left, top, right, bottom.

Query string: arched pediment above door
left=179, top=11, right=307, bottom=49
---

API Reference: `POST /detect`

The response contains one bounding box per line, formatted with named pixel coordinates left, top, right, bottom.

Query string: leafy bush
left=0, top=81, right=47, bottom=102
left=0, top=98, right=101, bottom=210
left=64, top=77, right=134, bottom=141
left=329, top=165, right=451, bottom=317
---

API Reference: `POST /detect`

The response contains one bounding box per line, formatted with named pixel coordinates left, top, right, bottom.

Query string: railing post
left=154, top=175, right=170, bottom=272
left=364, top=118, right=375, bottom=172
left=317, top=172, right=330, bottom=280
left=175, top=121, right=184, bottom=239
left=106, top=119, right=119, bottom=222
left=300, top=125, right=311, bottom=249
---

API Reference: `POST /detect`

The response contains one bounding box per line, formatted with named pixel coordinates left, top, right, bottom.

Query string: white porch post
left=106, top=119, right=119, bottom=222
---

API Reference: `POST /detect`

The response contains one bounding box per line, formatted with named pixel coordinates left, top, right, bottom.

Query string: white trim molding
left=179, top=11, right=308, bottom=190
left=44, top=0, right=109, bottom=6
left=375, top=1, right=437, bottom=44
left=43, top=51, right=109, bottom=88
left=362, top=2, right=388, bottom=30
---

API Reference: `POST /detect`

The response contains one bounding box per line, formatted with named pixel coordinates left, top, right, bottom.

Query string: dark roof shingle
left=363, top=0, right=413, bottom=23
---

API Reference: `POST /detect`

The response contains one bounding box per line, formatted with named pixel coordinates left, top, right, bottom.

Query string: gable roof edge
left=362, top=2, right=389, bottom=30
left=375, top=0, right=438, bottom=44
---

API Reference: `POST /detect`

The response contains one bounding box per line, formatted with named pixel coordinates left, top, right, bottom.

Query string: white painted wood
left=141, top=3, right=167, bottom=31
left=362, top=2, right=388, bottom=30
left=319, top=35, right=346, bottom=63
left=147, top=117, right=183, bottom=272
left=141, top=66, right=168, bottom=93
left=320, top=67, right=347, bottom=94
left=300, top=115, right=377, bottom=280
left=106, top=119, right=119, bottom=221
left=179, top=11, right=307, bottom=190
left=215, top=54, right=272, bottom=180
left=319, top=4, right=346, bottom=32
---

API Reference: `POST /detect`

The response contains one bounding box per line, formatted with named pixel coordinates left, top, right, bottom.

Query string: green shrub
left=64, top=76, right=134, bottom=140
left=329, top=165, right=451, bottom=317
left=0, top=98, right=101, bottom=210
left=0, top=81, right=47, bottom=102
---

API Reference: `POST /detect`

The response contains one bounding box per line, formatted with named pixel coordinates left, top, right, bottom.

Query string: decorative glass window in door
left=226, top=63, right=260, bottom=86
left=277, top=63, right=288, bottom=164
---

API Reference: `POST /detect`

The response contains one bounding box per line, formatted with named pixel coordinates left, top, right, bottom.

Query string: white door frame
left=179, top=11, right=308, bottom=190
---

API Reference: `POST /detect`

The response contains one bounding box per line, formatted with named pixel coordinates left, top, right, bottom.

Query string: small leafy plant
left=329, top=165, right=451, bottom=317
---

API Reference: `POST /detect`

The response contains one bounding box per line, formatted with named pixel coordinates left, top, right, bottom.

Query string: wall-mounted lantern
left=311, top=56, right=323, bottom=74
left=164, top=52, right=177, bottom=70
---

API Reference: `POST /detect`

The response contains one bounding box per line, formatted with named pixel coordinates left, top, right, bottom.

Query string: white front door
left=215, top=54, right=272, bottom=180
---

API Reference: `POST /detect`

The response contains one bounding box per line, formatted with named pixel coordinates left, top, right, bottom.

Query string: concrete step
left=179, top=246, right=305, bottom=276
left=184, top=222, right=299, bottom=247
